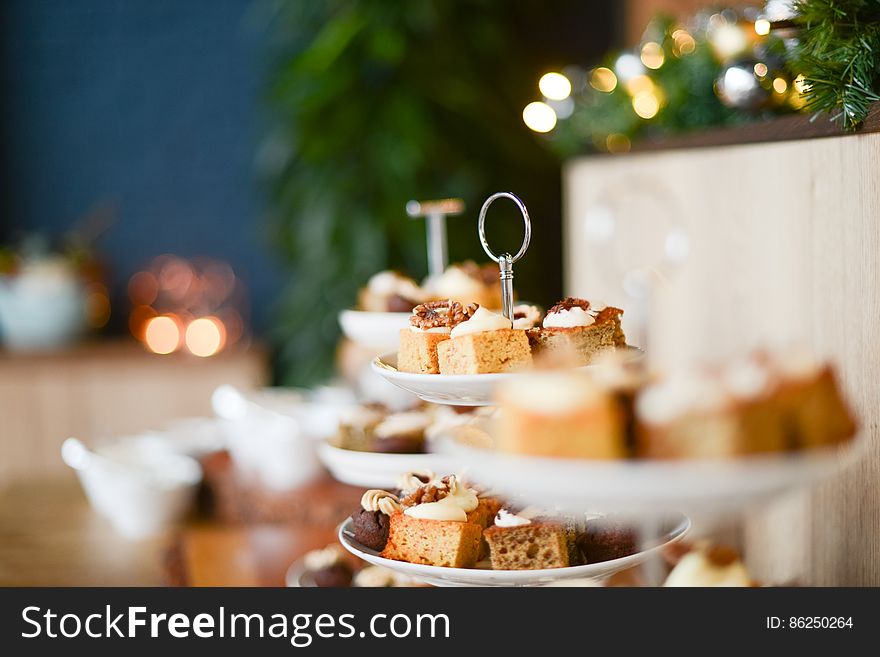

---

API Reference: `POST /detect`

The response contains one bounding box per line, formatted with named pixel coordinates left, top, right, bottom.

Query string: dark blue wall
left=0, top=0, right=281, bottom=333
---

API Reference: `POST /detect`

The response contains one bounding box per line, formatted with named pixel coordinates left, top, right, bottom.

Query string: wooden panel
left=564, top=132, right=880, bottom=585
left=0, top=341, right=268, bottom=485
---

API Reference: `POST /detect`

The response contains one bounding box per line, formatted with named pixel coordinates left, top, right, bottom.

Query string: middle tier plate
left=372, top=349, right=642, bottom=406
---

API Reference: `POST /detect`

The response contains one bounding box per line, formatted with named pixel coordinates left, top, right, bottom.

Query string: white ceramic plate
left=317, top=442, right=456, bottom=488
left=439, top=437, right=868, bottom=515
left=337, top=515, right=689, bottom=587
left=371, top=349, right=643, bottom=406
left=339, top=310, right=411, bottom=348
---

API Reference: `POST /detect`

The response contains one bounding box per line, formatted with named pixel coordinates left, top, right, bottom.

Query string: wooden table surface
left=0, top=474, right=340, bottom=587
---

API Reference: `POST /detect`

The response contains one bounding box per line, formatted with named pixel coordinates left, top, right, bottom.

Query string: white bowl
left=62, top=436, right=202, bottom=539
left=339, top=310, right=411, bottom=349
left=0, top=267, right=85, bottom=350
left=338, top=515, right=689, bottom=587
left=317, top=442, right=456, bottom=488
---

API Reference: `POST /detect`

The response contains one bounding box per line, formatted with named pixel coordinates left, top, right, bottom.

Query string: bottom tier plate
left=337, top=514, right=689, bottom=587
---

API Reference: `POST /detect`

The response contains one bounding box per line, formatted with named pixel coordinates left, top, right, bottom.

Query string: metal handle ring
left=477, top=192, right=532, bottom=264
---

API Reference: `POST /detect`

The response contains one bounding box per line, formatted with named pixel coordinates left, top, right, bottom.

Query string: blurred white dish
left=339, top=310, right=411, bottom=349
left=212, top=385, right=325, bottom=490
left=62, top=436, right=202, bottom=539
left=338, top=515, right=689, bottom=587
left=439, top=437, right=868, bottom=514
left=317, top=442, right=455, bottom=488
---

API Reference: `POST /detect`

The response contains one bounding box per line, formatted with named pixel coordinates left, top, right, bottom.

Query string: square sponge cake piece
left=483, top=522, right=571, bottom=570
left=397, top=328, right=449, bottom=374
left=380, top=512, right=483, bottom=568
left=437, top=328, right=532, bottom=375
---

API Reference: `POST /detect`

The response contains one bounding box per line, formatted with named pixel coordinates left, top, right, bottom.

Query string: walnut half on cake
left=527, top=297, right=626, bottom=367
left=437, top=306, right=532, bottom=375
left=398, top=300, right=475, bottom=374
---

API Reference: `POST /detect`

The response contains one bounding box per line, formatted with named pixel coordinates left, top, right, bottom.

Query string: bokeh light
left=640, top=42, right=665, bottom=70
left=538, top=72, right=572, bottom=100
left=144, top=315, right=181, bottom=355
left=772, top=77, right=788, bottom=93
left=589, top=67, right=618, bottom=93
left=522, top=101, right=557, bottom=133
left=632, top=92, right=661, bottom=119
left=754, top=19, right=771, bottom=36
left=185, top=316, right=225, bottom=357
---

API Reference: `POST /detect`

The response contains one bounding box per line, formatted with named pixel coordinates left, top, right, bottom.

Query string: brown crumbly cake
left=380, top=512, right=483, bottom=568
left=483, top=521, right=570, bottom=570
left=397, top=300, right=475, bottom=374
left=437, top=328, right=532, bottom=375
left=777, top=365, right=857, bottom=448
left=528, top=301, right=626, bottom=367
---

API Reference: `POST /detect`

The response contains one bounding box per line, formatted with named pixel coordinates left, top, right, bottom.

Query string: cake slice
left=483, top=509, right=570, bottom=570
left=528, top=298, right=625, bottom=367
left=397, top=300, right=475, bottom=374
left=380, top=512, right=483, bottom=568
left=436, top=306, right=532, bottom=374
left=495, top=371, right=626, bottom=459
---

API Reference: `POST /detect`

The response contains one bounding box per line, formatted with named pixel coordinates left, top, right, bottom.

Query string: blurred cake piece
left=576, top=516, right=638, bottom=564
left=423, top=261, right=503, bottom=309
left=528, top=298, right=626, bottom=367
left=302, top=545, right=355, bottom=587
left=357, top=270, right=425, bottom=312
left=370, top=410, right=431, bottom=453
left=437, top=306, right=532, bottom=374
left=334, top=404, right=386, bottom=452
left=768, top=348, right=857, bottom=448
left=664, top=542, right=754, bottom=587
left=398, top=300, right=474, bottom=374
left=495, top=372, right=626, bottom=459
left=483, top=509, right=570, bottom=570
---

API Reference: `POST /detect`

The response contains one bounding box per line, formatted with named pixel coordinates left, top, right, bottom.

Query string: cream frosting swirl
left=353, top=566, right=398, bottom=588
left=303, top=545, right=345, bottom=571
left=404, top=475, right=478, bottom=522
left=450, top=306, right=511, bottom=338
left=373, top=411, right=431, bottom=439
left=511, top=304, right=542, bottom=330
left=360, top=489, right=402, bottom=515
left=494, top=509, right=531, bottom=527
left=543, top=306, right=595, bottom=328
left=396, top=469, right=438, bottom=494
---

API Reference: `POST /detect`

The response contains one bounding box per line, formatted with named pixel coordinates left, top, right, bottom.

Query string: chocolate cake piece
left=576, top=520, right=638, bottom=564
left=312, top=563, right=354, bottom=588
left=352, top=508, right=391, bottom=551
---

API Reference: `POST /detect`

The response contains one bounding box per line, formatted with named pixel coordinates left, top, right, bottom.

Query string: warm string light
left=128, top=255, right=244, bottom=356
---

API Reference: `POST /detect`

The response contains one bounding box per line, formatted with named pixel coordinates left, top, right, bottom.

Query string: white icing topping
left=360, top=489, right=401, bottom=515
left=408, top=325, right=451, bottom=334
left=543, top=306, right=595, bottom=329
left=403, top=476, right=478, bottom=522
left=367, top=271, right=422, bottom=302
left=449, top=306, right=512, bottom=338
left=340, top=406, right=385, bottom=429
left=664, top=551, right=752, bottom=587
left=396, top=469, right=437, bottom=494
left=353, top=566, right=397, bottom=588
left=303, top=545, right=345, bottom=571
left=494, top=509, right=531, bottom=527
left=723, top=358, right=771, bottom=400
left=636, top=372, right=729, bottom=425
left=499, top=373, right=605, bottom=414
left=373, top=411, right=431, bottom=438
left=425, top=266, right=485, bottom=302
left=511, top=304, right=542, bottom=330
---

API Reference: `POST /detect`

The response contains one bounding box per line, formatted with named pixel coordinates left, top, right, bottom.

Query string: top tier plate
left=372, top=348, right=643, bottom=406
